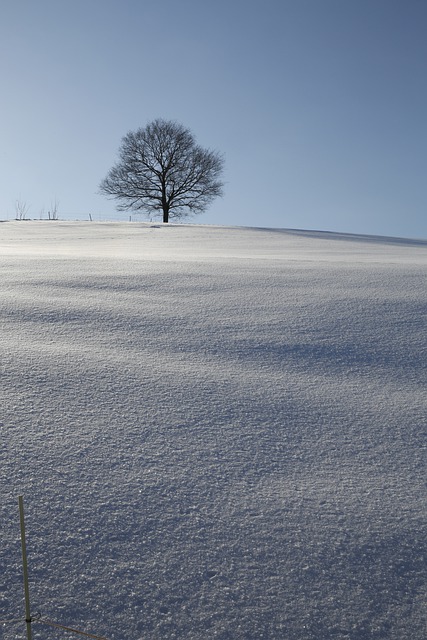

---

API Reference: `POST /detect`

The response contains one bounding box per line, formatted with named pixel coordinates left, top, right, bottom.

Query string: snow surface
left=1, top=221, right=426, bottom=640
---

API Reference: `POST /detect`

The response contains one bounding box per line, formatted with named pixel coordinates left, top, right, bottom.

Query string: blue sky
left=1, top=0, right=426, bottom=238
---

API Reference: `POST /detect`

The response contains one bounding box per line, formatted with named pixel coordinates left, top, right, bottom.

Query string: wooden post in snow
left=18, top=496, right=32, bottom=640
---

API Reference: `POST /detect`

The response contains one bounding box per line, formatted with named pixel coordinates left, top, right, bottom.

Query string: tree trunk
left=161, top=183, right=169, bottom=223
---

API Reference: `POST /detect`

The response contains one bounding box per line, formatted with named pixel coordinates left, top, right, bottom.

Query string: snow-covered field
left=1, top=221, right=426, bottom=640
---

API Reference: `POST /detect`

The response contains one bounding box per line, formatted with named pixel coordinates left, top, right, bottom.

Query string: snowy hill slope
left=1, top=222, right=426, bottom=640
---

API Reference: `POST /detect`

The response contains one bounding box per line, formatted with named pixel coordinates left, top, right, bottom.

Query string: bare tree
left=15, top=199, right=29, bottom=220
left=99, top=119, right=224, bottom=223
left=48, top=198, right=59, bottom=220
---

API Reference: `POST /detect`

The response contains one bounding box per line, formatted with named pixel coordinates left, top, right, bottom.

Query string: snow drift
left=1, top=222, right=426, bottom=639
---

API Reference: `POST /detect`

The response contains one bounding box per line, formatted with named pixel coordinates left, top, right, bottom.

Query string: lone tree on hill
left=99, top=119, right=224, bottom=223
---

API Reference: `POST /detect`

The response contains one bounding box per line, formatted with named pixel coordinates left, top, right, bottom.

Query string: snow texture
left=1, top=221, right=426, bottom=640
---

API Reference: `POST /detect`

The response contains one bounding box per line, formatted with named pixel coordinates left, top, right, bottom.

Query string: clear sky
left=1, top=0, right=426, bottom=238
